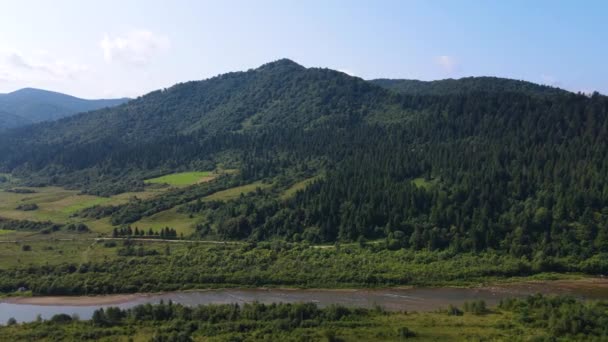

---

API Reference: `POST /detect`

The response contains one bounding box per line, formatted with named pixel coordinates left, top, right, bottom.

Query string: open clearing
left=0, top=186, right=168, bottom=233
left=281, top=176, right=320, bottom=199
left=204, top=181, right=272, bottom=201
left=144, top=171, right=214, bottom=186
left=412, top=177, right=438, bottom=189
left=0, top=238, right=176, bottom=269
left=132, top=207, right=197, bottom=235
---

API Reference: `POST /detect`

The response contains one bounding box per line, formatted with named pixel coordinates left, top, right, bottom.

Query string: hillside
left=0, top=88, right=129, bottom=130
left=0, top=59, right=607, bottom=269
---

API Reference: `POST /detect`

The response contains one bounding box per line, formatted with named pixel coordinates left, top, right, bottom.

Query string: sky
left=0, top=0, right=606, bottom=98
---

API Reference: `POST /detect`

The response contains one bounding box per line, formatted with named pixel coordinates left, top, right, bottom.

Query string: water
left=2, top=280, right=607, bottom=323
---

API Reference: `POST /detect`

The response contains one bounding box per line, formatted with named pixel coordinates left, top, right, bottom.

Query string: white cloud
left=100, top=30, right=170, bottom=66
left=0, top=50, right=89, bottom=82
left=435, top=55, right=459, bottom=74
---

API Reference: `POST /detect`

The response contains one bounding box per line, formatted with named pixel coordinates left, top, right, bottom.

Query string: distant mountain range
left=0, top=88, right=129, bottom=130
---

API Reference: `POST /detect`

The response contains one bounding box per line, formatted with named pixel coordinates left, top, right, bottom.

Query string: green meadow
left=203, top=180, right=272, bottom=201
left=0, top=175, right=276, bottom=239
left=281, top=176, right=320, bottom=199
left=144, top=171, right=214, bottom=186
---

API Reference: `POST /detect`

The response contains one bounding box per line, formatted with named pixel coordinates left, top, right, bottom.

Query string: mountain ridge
left=370, top=76, right=571, bottom=96
left=0, top=87, right=130, bottom=130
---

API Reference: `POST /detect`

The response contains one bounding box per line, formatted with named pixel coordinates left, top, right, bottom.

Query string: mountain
left=0, top=88, right=130, bottom=130
left=1, top=59, right=607, bottom=261
left=370, top=76, right=570, bottom=96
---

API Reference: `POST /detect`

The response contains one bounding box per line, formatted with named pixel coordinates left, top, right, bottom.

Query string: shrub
left=397, top=326, right=416, bottom=338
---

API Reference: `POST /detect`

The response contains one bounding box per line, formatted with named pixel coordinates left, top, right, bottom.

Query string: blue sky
left=0, top=0, right=605, bottom=98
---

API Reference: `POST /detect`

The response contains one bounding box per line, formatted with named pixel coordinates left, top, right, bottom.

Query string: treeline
left=0, top=218, right=88, bottom=234
left=0, top=218, right=61, bottom=232
left=112, top=226, right=180, bottom=239
left=1, top=301, right=376, bottom=341
left=90, top=301, right=361, bottom=328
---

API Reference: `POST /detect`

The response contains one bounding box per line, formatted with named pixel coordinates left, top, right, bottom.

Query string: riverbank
left=4, top=278, right=608, bottom=307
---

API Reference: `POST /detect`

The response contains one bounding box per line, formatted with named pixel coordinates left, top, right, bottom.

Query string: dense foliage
left=499, top=294, right=608, bottom=339
left=0, top=242, right=604, bottom=296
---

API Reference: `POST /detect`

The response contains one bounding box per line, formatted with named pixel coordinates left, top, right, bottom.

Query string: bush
left=397, top=326, right=416, bottom=338
left=16, top=203, right=39, bottom=211
left=49, top=314, right=73, bottom=323
left=464, top=300, right=487, bottom=315
left=447, top=304, right=463, bottom=316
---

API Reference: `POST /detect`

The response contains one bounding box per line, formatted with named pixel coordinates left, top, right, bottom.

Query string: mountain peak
left=256, top=58, right=305, bottom=72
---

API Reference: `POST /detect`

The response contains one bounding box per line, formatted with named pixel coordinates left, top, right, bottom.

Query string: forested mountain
left=1, top=59, right=608, bottom=261
left=0, top=88, right=129, bottom=130
left=371, top=76, right=569, bottom=96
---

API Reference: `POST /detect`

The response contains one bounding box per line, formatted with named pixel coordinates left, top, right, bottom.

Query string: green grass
left=59, top=197, right=113, bottom=215
left=0, top=238, right=116, bottom=269
left=281, top=176, right=320, bottom=199
left=144, top=171, right=214, bottom=186
left=204, top=181, right=272, bottom=201
left=131, top=207, right=196, bottom=235
left=0, top=186, right=168, bottom=234
left=0, top=229, right=12, bottom=235
left=412, top=177, right=438, bottom=189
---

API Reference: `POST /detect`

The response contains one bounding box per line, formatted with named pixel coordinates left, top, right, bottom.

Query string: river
left=1, top=279, right=607, bottom=323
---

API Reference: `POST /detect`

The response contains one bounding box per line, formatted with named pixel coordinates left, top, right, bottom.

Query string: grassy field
left=0, top=177, right=268, bottom=238
left=144, top=171, right=214, bottom=186
left=0, top=238, right=179, bottom=269
left=281, top=176, right=320, bottom=199
left=204, top=181, right=272, bottom=201
left=131, top=207, right=197, bottom=235
left=412, top=177, right=438, bottom=189
left=0, top=238, right=110, bottom=269
left=0, top=186, right=169, bottom=234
